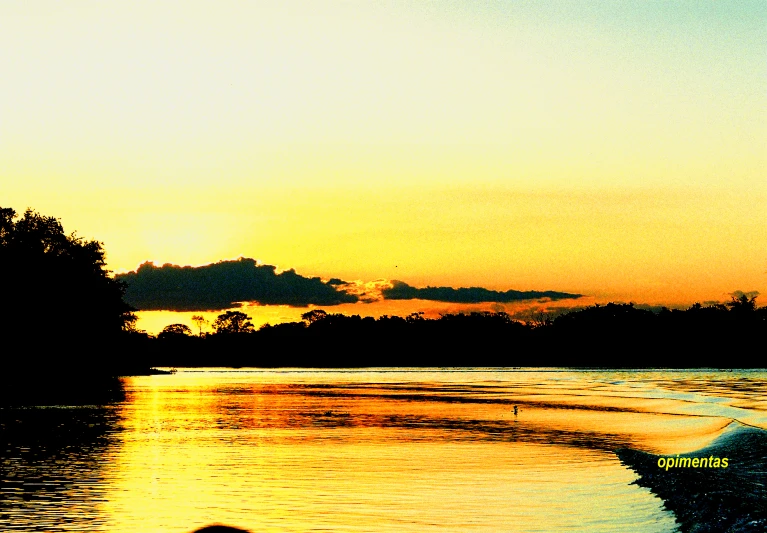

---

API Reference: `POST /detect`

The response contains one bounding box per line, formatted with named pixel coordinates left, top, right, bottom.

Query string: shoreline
left=616, top=422, right=767, bottom=533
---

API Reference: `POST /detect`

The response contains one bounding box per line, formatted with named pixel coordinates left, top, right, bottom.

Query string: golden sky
left=3, top=1, right=766, bottom=313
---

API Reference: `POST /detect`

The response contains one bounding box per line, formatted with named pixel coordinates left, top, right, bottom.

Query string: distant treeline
left=140, top=296, right=766, bottom=368
left=3, top=205, right=765, bottom=377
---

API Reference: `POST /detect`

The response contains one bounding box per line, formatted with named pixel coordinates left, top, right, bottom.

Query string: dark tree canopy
left=0, top=207, right=135, bottom=371
left=159, top=323, right=193, bottom=338
left=727, top=293, right=758, bottom=313
left=152, top=297, right=766, bottom=368
left=213, top=310, right=254, bottom=334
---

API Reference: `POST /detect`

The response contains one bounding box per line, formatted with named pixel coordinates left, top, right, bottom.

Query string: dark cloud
left=382, top=280, right=581, bottom=303
left=116, top=258, right=358, bottom=311
left=116, top=258, right=584, bottom=311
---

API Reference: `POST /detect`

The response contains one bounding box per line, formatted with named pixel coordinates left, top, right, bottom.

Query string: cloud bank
left=116, top=258, right=358, bottom=311
left=382, top=280, right=581, bottom=304
left=116, top=258, right=583, bottom=311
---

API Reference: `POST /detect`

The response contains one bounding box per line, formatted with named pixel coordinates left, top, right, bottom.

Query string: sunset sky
left=2, top=1, right=765, bottom=331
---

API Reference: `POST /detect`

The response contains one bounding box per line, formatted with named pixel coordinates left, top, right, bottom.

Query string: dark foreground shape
left=191, top=526, right=252, bottom=533
left=0, top=373, right=125, bottom=406
left=616, top=423, right=767, bottom=533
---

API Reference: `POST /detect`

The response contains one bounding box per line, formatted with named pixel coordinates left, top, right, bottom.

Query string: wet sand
left=617, top=422, right=767, bottom=533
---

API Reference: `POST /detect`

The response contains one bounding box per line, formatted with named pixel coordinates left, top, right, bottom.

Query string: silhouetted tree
left=0, top=207, right=136, bottom=375
left=301, top=309, right=328, bottom=324
left=527, top=309, right=553, bottom=328
left=727, top=293, right=758, bottom=313
left=406, top=311, right=425, bottom=323
left=159, top=323, right=193, bottom=339
left=213, top=310, right=254, bottom=334
left=191, top=314, right=209, bottom=336
left=129, top=298, right=767, bottom=368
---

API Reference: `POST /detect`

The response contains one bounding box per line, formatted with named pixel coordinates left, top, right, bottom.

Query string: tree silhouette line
left=1, top=207, right=147, bottom=386
left=149, top=295, right=766, bottom=368
left=2, top=206, right=765, bottom=377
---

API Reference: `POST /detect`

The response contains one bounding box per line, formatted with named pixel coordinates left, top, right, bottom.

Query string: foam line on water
left=617, top=422, right=767, bottom=533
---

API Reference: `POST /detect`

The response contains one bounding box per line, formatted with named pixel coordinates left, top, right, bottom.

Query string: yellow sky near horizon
left=2, top=1, right=766, bottom=311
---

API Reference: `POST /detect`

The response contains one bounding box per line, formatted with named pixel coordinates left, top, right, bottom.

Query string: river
left=2, top=369, right=766, bottom=532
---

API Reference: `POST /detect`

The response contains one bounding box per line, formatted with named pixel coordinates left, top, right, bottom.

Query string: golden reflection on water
left=6, top=369, right=765, bottom=532
left=96, top=369, right=752, bottom=533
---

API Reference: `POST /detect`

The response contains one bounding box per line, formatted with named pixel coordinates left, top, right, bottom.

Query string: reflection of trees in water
left=0, top=404, right=122, bottom=531
left=1, top=376, right=125, bottom=406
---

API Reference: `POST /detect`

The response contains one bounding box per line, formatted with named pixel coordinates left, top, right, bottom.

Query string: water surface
left=2, top=369, right=766, bottom=532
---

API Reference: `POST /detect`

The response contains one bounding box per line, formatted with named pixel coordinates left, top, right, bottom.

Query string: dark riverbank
left=139, top=301, right=767, bottom=368
left=0, top=373, right=126, bottom=406
left=616, top=422, right=767, bottom=533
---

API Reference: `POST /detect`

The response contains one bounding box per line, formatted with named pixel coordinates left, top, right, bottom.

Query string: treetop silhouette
left=0, top=207, right=135, bottom=372
left=213, top=310, right=255, bottom=334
